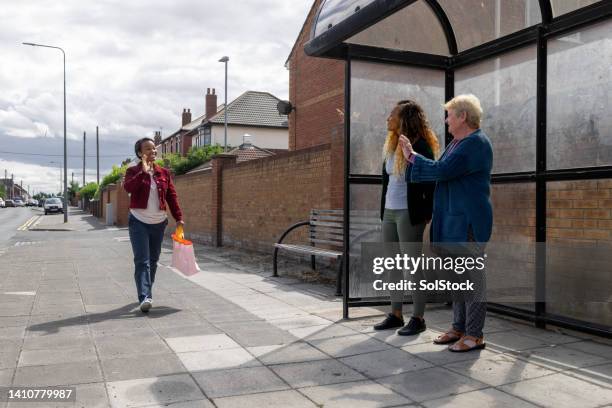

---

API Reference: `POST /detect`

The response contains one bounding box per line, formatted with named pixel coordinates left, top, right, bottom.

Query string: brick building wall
left=287, top=0, right=344, bottom=151
left=287, top=0, right=345, bottom=209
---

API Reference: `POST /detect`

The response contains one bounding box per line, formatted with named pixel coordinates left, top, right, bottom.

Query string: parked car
left=13, top=198, right=25, bottom=207
left=4, top=199, right=15, bottom=207
left=26, top=199, right=38, bottom=207
left=44, top=197, right=63, bottom=215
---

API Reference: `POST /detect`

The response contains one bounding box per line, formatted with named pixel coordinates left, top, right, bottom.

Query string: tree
left=0, top=184, right=5, bottom=199
left=78, top=182, right=98, bottom=201
left=68, top=181, right=80, bottom=201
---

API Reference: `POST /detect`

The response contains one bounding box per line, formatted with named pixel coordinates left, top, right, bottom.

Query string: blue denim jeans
left=128, top=213, right=168, bottom=303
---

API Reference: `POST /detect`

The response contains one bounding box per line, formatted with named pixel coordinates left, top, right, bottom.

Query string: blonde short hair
left=444, top=94, right=483, bottom=129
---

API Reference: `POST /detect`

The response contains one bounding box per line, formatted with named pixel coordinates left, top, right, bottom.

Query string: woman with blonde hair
left=374, top=99, right=439, bottom=335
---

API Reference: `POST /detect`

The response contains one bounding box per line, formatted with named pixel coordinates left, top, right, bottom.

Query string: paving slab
left=177, top=348, right=260, bottom=372
left=192, top=366, right=289, bottom=398
left=500, top=372, right=612, bottom=408
left=376, top=367, right=488, bottom=402
left=101, top=353, right=187, bottom=381
left=166, top=333, right=242, bottom=353
left=299, top=379, right=414, bottom=408
left=369, top=328, right=442, bottom=347
left=0, top=351, right=19, bottom=370
left=509, top=344, right=610, bottom=372
left=402, top=341, right=497, bottom=366
left=18, top=345, right=98, bottom=367
left=213, top=320, right=298, bottom=346
left=564, top=362, right=612, bottom=388
left=94, top=331, right=171, bottom=359
left=443, top=353, right=556, bottom=386
left=269, top=358, right=366, bottom=388
left=106, top=374, right=205, bottom=408
left=0, top=368, right=13, bottom=386
left=308, top=334, right=392, bottom=358
left=422, top=388, right=539, bottom=408
left=13, top=361, right=103, bottom=386
left=564, top=340, right=612, bottom=359
left=339, top=348, right=433, bottom=378
left=247, top=341, right=330, bottom=365
left=213, top=389, right=316, bottom=408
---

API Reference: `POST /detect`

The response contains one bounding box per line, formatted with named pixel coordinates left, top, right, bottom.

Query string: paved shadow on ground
left=27, top=303, right=181, bottom=335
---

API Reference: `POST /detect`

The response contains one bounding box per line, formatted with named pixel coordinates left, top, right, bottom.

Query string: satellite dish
left=277, top=100, right=294, bottom=115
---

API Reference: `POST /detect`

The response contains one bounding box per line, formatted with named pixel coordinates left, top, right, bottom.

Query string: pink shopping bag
left=171, top=228, right=200, bottom=276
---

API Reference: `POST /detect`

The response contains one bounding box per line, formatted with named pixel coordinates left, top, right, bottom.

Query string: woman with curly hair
left=373, top=100, right=439, bottom=335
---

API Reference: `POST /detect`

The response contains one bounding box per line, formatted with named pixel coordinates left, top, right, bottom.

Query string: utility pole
left=11, top=174, right=14, bottom=199
left=96, top=126, right=99, bottom=185
left=83, top=131, right=86, bottom=187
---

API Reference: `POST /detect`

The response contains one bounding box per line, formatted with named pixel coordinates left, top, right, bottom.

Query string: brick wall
left=169, top=170, right=215, bottom=243
left=163, top=145, right=333, bottom=253
left=221, top=144, right=332, bottom=252
left=546, top=179, right=612, bottom=326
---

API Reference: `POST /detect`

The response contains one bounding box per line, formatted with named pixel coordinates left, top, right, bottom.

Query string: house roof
left=206, top=91, right=288, bottom=128
left=186, top=143, right=284, bottom=174
left=227, top=143, right=275, bottom=163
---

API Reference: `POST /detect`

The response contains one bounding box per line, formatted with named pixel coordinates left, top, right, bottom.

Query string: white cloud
left=1, top=0, right=314, bottom=193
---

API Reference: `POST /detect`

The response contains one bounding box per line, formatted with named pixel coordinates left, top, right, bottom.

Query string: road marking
left=113, top=237, right=131, bottom=242
left=17, top=215, right=41, bottom=231
left=3, top=291, right=36, bottom=296
left=14, top=241, right=42, bottom=246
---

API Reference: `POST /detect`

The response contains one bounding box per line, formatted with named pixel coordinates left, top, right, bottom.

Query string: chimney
left=205, top=88, right=217, bottom=119
left=154, top=130, right=162, bottom=145
left=182, top=108, right=191, bottom=126
left=242, top=133, right=253, bottom=147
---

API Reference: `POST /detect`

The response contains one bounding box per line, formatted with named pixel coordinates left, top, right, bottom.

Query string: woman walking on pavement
left=123, top=137, right=184, bottom=313
left=374, top=99, right=439, bottom=335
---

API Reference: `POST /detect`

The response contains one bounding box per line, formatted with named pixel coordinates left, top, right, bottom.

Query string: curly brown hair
left=383, top=100, right=440, bottom=175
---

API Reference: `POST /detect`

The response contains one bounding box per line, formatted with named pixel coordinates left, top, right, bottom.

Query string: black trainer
left=397, top=317, right=426, bottom=336
left=373, top=313, right=404, bottom=330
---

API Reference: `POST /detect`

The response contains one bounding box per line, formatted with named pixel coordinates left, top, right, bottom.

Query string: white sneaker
left=140, top=298, right=153, bottom=312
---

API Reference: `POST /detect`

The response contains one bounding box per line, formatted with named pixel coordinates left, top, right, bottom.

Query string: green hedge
left=78, top=182, right=99, bottom=201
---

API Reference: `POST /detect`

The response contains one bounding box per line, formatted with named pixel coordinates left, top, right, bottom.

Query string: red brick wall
left=221, top=145, right=332, bottom=252
left=169, top=170, right=215, bottom=244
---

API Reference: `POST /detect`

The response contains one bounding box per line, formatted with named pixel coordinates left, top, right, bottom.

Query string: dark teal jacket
left=407, top=129, right=493, bottom=243
left=380, top=137, right=435, bottom=225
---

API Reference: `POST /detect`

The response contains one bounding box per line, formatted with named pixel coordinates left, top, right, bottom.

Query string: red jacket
left=123, top=163, right=183, bottom=222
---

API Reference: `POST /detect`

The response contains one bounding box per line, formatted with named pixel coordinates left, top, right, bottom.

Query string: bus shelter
left=305, top=0, right=612, bottom=337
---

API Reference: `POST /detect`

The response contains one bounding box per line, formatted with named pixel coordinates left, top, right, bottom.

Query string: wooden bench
left=273, top=209, right=381, bottom=296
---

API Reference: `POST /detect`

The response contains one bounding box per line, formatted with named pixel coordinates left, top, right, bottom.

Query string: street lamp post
left=23, top=42, right=68, bottom=223
left=218, top=56, right=229, bottom=152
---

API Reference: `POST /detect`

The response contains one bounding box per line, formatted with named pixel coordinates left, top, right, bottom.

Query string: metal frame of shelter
left=304, top=0, right=612, bottom=337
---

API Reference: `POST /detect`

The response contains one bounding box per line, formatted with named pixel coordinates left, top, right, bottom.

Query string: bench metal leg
left=273, top=247, right=279, bottom=277
left=311, top=255, right=316, bottom=271
left=335, top=256, right=343, bottom=296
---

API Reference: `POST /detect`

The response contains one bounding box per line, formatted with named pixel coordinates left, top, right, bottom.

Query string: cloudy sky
left=1, top=0, right=313, bottom=194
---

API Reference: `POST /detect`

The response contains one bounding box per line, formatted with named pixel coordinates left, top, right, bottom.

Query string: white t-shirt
left=130, top=173, right=168, bottom=224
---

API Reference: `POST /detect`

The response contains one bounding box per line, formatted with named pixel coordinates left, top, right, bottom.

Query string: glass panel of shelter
left=437, top=0, right=542, bottom=51
left=547, top=19, right=612, bottom=170
left=345, top=0, right=450, bottom=55
left=489, top=183, right=537, bottom=311
left=455, top=45, right=538, bottom=173
left=313, top=0, right=377, bottom=38
left=349, top=60, right=446, bottom=176
left=550, top=0, right=603, bottom=17
left=546, top=179, right=612, bottom=327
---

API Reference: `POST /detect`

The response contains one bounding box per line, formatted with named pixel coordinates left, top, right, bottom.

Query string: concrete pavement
left=0, top=211, right=611, bottom=407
